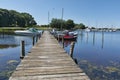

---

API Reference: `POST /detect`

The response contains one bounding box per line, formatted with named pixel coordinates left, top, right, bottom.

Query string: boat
left=69, top=31, right=78, bottom=36
left=63, top=33, right=77, bottom=40
left=14, top=28, right=43, bottom=36
left=55, top=31, right=77, bottom=40
left=85, top=28, right=91, bottom=32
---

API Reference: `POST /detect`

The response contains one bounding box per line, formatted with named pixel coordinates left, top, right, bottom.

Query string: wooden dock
left=9, top=31, right=90, bottom=80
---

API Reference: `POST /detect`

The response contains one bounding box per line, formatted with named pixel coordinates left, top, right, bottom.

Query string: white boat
left=85, top=28, right=91, bottom=32
left=14, top=28, right=42, bottom=36
left=69, top=31, right=78, bottom=36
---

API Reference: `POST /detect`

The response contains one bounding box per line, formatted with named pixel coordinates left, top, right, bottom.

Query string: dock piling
left=62, top=36, right=64, bottom=48
left=36, top=35, right=38, bottom=42
left=33, top=36, right=35, bottom=46
left=20, top=40, right=25, bottom=59
left=58, top=35, right=60, bottom=42
left=70, top=41, right=75, bottom=57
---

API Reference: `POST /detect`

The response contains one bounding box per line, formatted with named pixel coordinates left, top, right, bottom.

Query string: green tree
left=0, top=8, right=37, bottom=27
left=75, top=23, right=85, bottom=29
left=65, top=19, right=75, bottom=29
left=50, top=18, right=75, bottom=30
left=50, top=18, right=65, bottom=30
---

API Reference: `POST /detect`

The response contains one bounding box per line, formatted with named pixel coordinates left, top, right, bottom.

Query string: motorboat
left=55, top=31, right=77, bottom=40
left=63, top=33, right=77, bottom=40
left=14, top=28, right=43, bottom=36
left=69, top=31, right=78, bottom=36
left=85, top=28, right=91, bottom=32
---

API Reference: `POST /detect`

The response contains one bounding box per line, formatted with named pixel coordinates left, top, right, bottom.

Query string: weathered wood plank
left=10, top=73, right=89, bottom=80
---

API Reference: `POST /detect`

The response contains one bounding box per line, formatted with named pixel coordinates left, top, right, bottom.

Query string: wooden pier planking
left=9, top=31, right=90, bottom=80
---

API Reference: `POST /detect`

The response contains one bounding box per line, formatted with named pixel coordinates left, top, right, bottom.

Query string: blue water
left=0, top=35, right=34, bottom=80
left=64, top=31, right=120, bottom=66
left=1, top=31, right=120, bottom=79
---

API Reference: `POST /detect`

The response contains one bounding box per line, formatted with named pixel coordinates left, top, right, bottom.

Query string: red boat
left=63, top=33, right=77, bottom=40
left=54, top=31, right=77, bottom=40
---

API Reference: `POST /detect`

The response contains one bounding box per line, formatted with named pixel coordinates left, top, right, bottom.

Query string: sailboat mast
left=48, top=11, right=50, bottom=28
left=61, top=8, right=64, bottom=30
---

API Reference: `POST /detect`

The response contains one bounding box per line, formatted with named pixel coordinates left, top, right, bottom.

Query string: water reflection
left=101, top=31, right=104, bottom=49
left=0, top=44, right=17, bottom=49
left=63, top=30, right=120, bottom=79
left=64, top=40, right=72, bottom=47
left=84, top=31, right=105, bottom=49
left=0, top=35, right=32, bottom=46
left=64, top=30, right=120, bottom=66
left=93, top=31, right=95, bottom=46
left=0, top=34, right=33, bottom=80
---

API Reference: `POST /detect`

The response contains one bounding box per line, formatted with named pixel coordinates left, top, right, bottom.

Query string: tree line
left=0, top=8, right=36, bottom=27
left=50, top=18, right=86, bottom=30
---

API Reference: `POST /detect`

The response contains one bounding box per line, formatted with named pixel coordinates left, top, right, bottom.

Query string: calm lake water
left=0, top=31, right=120, bottom=80
left=63, top=31, right=120, bottom=80
left=0, top=34, right=34, bottom=80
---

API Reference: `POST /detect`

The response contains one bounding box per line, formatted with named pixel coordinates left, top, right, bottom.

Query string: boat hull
left=14, top=31, right=39, bottom=36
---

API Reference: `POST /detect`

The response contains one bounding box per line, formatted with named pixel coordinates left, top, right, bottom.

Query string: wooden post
left=33, top=36, right=35, bottom=46
left=20, top=40, right=25, bottom=59
left=39, top=33, right=41, bottom=39
left=62, top=36, right=64, bottom=48
left=69, top=42, right=75, bottom=57
left=36, top=35, right=38, bottom=43
left=58, top=35, right=60, bottom=42
left=73, top=58, right=78, bottom=64
left=37, top=34, right=39, bottom=41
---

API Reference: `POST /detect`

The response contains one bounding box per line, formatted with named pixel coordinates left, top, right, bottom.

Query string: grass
left=0, top=26, right=51, bottom=33
left=0, top=27, right=26, bottom=33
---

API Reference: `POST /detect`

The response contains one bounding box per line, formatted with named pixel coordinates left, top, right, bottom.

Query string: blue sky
left=0, top=0, right=120, bottom=28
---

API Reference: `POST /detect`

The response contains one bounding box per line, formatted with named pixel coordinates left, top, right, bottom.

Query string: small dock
left=9, top=31, right=90, bottom=80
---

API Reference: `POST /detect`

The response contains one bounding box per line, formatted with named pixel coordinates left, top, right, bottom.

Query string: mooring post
left=62, top=36, right=64, bottom=48
left=37, top=34, right=39, bottom=41
left=36, top=35, right=38, bottom=43
left=33, top=36, right=35, bottom=46
left=58, top=35, right=60, bottom=42
left=20, top=40, right=25, bottom=59
left=39, top=33, right=41, bottom=39
left=70, top=42, right=75, bottom=57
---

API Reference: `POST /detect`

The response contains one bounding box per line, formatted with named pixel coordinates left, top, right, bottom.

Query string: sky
left=0, top=0, right=120, bottom=28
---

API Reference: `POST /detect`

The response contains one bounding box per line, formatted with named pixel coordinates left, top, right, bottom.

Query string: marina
left=0, top=30, right=120, bottom=80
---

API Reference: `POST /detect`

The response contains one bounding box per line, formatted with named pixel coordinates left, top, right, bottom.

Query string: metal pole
left=48, top=11, right=50, bottom=29
left=61, top=8, right=64, bottom=31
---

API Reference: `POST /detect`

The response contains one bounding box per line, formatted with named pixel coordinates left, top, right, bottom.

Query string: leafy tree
left=0, top=8, right=37, bottom=27
left=50, top=18, right=65, bottom=30
left=75, top=23, right=85, bottom=29
left=65, top=19, right=75, bottom=29
left=79, top=23, right=85, bottom=29
left=50, top=18, right=74, bottom=30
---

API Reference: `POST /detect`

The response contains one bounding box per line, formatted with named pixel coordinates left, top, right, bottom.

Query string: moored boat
left=55, top=31, right=77, bottom=40
left=14, top=28, right=43, bottom=36
left=63, top=33, right=77, bottom=40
